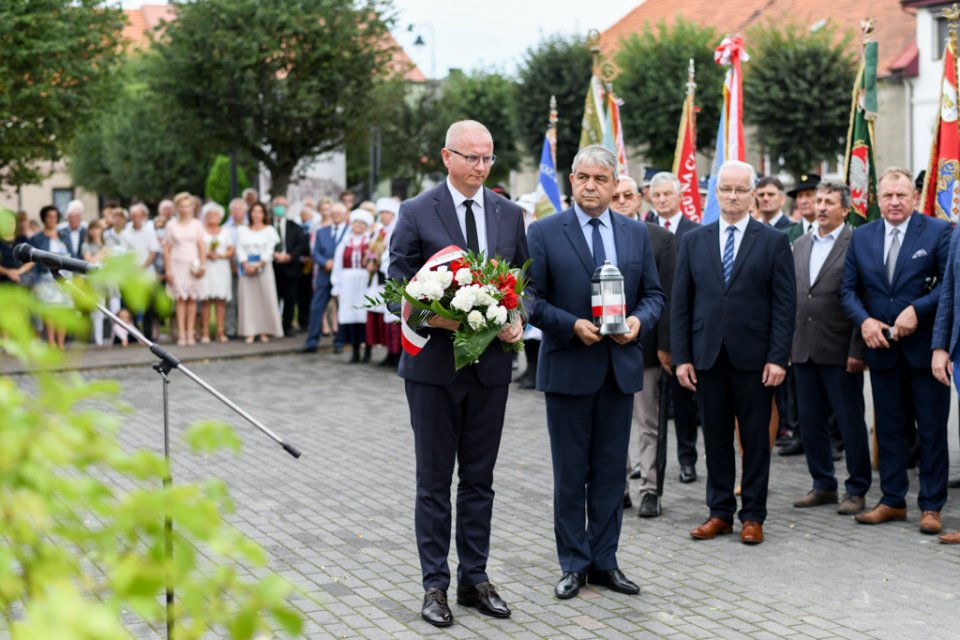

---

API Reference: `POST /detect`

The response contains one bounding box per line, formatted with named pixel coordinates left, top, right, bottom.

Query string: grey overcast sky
left=122, top=1, right=640, bottom=79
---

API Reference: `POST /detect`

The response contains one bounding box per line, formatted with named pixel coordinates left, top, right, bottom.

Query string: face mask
left=273, top=205, right=286, bottom=218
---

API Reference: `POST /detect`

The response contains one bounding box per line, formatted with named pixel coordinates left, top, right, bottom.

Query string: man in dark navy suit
left=300, top=202, right=348, bottom=353
left=841, top=167, right=951, bottom=535
left=528, top=145, right=665, bottom=600
left=648, top=172, right=702, bottom=485
left=389, top=120, right=528, bottom=627
left=672, top=160, right=796, bottom=545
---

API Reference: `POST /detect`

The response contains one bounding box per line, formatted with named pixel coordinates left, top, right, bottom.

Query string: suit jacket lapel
left=482, top=187, right=501, bottom=256
left=795, top=235, right=812, bottom=290
left=706, top=223, right=723, bottom=284
left=729, top=219, right=760, bottom=285
left=561, top=208, right=596, bottom=276
left=433, top=183, right=467, bottom=249
left=892, top=212, right=923, bottom=287
left=812, top=227, right=850, bottom=288
left=612, top=212, right=630, bottom=269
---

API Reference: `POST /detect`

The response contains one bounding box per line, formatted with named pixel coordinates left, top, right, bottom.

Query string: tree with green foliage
left=516, top=35, right=593, bottom=180
left=70, top=57, right=216, bottom=205
left=0, top=0, right=124, bottom=190
left=205, top=155, right=252, bottom=208
left=0, top=255, right=303, bottom=639
left=614, top=18, right=726, bottom=170
left=150, top=0, right=393, bottom=198
left=345, top=78, right=446, bottom=197
left=744, top=21, right=857, bottom=178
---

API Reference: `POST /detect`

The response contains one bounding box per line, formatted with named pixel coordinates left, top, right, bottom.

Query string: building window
left=52, top=188, right=74, bottom=215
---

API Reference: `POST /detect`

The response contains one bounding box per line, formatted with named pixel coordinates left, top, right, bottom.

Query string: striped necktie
left=722, top=225, right=736, bottom=285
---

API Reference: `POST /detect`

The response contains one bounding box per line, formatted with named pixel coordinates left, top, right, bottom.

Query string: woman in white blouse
left=200, top=202, right=235, bottom=343
left=235, top=201, right=284, bottom=343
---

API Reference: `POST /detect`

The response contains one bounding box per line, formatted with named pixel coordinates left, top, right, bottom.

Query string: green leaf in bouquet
left=452, top=324, right=501, bottom=370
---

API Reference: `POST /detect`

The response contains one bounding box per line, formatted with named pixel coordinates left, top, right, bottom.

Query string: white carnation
left=467, top=309, right=485, bottom=330
left=495, top=305, right=508, bottom=325
left=451, top=286, right=477, bottom=312
left=455, top=267, right=473, bottom=286
left=434, top=266, right=454, bottom=289
left=406, top=281, right=424, bottom=299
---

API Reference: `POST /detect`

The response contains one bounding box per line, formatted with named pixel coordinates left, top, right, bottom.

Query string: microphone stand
left=49, top=269, right=301, bottom=639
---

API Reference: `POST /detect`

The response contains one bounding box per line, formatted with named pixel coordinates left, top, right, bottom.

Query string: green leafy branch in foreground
left=0, top=272, right=303, bottom=639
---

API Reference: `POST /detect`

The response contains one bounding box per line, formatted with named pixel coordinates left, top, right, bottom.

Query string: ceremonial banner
left=672, top=61, right=702, bottom=223
left=536, top=132, right=562, bottom=217
left=844, top=39, right=880, bottom=227
left=603, top=89, right=629, bottom=176
left=701, top=36, right=749, bottom=224
left=579, top=74, right=606, bottom=150
left=921, top=40, right=960, bottom=223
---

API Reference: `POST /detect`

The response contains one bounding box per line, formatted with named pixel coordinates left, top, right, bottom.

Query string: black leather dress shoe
left=554, top=572, right=585, bottom=599
left=623, top=492, right=633, bottom=509
left=628, top=463, right=643, bottom=480
left=421, top=588, right=453, bottom=627
left=777, top=439, right=805, bottom=456
left=637, top=493, right=661, bottom=517
left=949, top=477, right=960, bottom=489
left=298, top=345, right=318, bottom=354
left=679, top=464, right=697, bottom=483
left=587, top=569, right=640, bottom=595
left=456, top=581, right=510, bottom=618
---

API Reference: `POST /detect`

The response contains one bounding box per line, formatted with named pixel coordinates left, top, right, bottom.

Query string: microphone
left=13, top=243, right=99, bottom=275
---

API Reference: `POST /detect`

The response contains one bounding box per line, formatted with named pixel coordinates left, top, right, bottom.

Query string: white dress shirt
left=574, top=205, right=618, bottom=267
left=809, top=223, right=844, bottom=285
left=883, top=217, right=910, bottom=264
left=660, top=211, right=683, bottom=234
left=718, top=215, right=751, bottom=263
left=446, top=177, right=487, bottom=255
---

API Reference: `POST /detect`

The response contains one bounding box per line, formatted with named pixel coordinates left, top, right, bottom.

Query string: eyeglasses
left=613, top=192, right=637, bottom=200
left=448, top=148, right=497, bottom=166
left=717, top=186, right=753, bottom=196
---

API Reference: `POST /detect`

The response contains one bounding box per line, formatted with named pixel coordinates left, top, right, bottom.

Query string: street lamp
left=409, top=22, right=436, bottom=80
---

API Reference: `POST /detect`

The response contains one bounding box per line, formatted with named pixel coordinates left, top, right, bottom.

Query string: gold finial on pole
left=946, top=3, right=960, bottom=53
left=587, top=29, right=602, bottom=76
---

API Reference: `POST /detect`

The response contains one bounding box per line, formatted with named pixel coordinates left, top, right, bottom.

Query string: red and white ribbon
left=400, top=244, right=465, bottom=356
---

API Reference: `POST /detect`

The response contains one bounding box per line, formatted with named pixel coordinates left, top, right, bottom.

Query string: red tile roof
left=599, top=0, right=916, bottom=77
left=122, top=5, right=425, bottom=82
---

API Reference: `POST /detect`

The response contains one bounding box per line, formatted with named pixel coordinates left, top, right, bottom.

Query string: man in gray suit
left=791, top=180, right=870, bottom=514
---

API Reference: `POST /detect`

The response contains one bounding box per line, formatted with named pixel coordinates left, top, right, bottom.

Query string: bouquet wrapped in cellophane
left=366, top=245, right=531, bottom=370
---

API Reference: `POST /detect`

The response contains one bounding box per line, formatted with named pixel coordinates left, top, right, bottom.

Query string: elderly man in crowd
left=673, top=160, right=796, bottom=546
left=59, top=200, right=88, bottom=259
left=611, top=174, right=675, bottom=517
left=121, top=204, right=161, bottom=340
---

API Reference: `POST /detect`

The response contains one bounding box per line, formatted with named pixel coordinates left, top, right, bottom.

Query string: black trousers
left=697, top=347, right=774, bottom=523
left=670, top=375, right=700, bottom=466
left=274, top=270, right=298, bottom=332
left=406, top=369, right=508, bottom=590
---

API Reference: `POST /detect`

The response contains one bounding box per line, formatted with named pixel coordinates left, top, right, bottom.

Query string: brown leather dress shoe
left=690, top=517, right=733, bottom=540
left=837, top=494, right=866, bottom=515
left=920, top=511, right=943, bottom=535
left=793, top=490, right=838, bottom=508
left=740, top=520, right=764, bottom=544
left=938, top=530, right=960, bottom=544
left=854, top=503, right=907, bottom=524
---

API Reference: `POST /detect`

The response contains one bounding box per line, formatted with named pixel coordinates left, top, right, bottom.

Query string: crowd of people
left=0, top=188, right=403, bottom=361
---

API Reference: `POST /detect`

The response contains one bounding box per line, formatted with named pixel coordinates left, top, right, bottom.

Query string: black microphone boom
left=14, top=243, right=98, bottom=275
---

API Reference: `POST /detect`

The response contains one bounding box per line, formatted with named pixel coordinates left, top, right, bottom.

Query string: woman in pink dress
left=162, top=191, right=206, bottom=346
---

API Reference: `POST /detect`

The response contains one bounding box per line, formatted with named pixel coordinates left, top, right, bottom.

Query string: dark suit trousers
left=406, top=369, right=508, bottom=590
left=297, top=272, right=312, bottom=329
left=869, top=352, right=950, bottom=511
left=545, top=366, right=632, bottom=573
left=303, top=281, right=331, bottom=349
left=669, top=375, right=700, bottom=466
left=794, top=362, right=871, bottom=496
left=698, top=347, right=774, bottom=523
left=274, top=270, right=298, bottom=332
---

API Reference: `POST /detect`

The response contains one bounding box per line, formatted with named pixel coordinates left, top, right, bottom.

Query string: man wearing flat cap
left=786, top=174, right=822, bottom=242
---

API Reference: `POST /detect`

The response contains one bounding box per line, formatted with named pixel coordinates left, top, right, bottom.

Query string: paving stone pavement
left=15, top=347, right=960, bottom=639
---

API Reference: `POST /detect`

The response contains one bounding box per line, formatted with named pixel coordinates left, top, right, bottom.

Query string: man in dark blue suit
left=300, top=203, right=348, bottom=353
left=388, top=120, right=528, bottom=627
left=673, top=160, right=796, bottom=545
left=527, top=145, right=665, bottom=600
left=649, top=172, right=702, bottom=484
left=841, top=167, right=951, bottom=535
left=932, top=216, right=960, bottom=544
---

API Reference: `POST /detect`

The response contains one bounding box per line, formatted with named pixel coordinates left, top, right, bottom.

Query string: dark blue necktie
left=722, top=225, right=736, bottom=285
left=588, top=218, right=606, bottom=268
left=464, top=199, right=479, bottom=254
